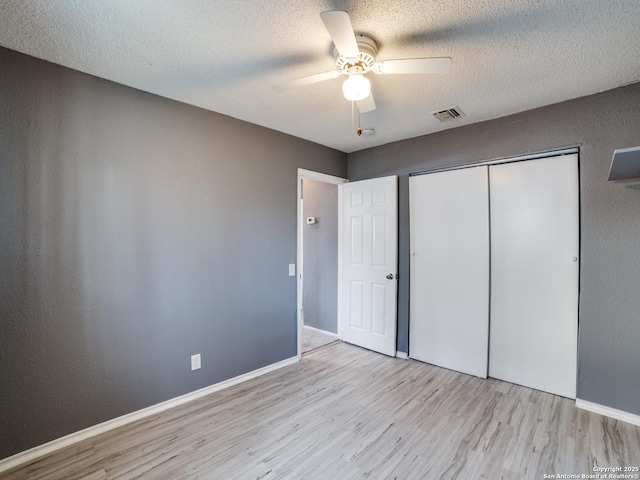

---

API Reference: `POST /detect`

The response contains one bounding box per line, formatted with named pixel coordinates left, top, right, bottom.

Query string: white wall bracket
left=608, top=146, right=640, bottom=182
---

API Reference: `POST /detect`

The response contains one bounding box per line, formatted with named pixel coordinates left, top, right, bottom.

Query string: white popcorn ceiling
left=1, top=0, right=639, bottom=153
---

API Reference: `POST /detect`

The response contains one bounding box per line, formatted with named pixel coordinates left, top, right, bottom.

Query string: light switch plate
left=289, top=264, right=295, bottom=276
left=191, top=354, right=201, bottom=371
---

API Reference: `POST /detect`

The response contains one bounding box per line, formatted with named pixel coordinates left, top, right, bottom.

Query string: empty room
left=1, top=1, right=640, bottom=479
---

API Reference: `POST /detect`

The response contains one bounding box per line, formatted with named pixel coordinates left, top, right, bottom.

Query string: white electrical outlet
left=289, top=264, right=295, bottom=276
left=191, top=353, right=201, bottom=371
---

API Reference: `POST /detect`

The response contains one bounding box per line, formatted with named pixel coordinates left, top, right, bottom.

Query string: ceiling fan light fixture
left=342, top=66, right=370, bottom=101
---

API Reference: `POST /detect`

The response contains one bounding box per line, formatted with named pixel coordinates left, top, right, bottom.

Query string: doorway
left=297, top=169, right=347, bottom=356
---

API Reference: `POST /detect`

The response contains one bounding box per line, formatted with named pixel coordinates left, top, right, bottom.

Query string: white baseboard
left=576, top=398, right=640, bottom=427
left=396, top=351, right=409, bottom=359
left=0, top=356, right=299, bottom=474
left=302, top=324, right=339, bottom=338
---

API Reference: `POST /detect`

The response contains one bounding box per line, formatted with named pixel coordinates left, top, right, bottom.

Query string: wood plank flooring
left=301, top=326, right=338, bottom=354
left=4, top=341, right=640, bottom=479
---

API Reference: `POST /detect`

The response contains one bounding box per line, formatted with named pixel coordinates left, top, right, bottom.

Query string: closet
left=409, top=153, right=579, bottom=398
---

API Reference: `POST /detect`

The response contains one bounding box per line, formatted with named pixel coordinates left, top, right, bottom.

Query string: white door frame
left=297, top=169, right=348, bottom=358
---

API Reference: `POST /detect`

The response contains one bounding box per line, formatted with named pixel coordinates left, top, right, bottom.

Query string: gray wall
left=302, top=179, right=338, bottom=333
left=348, top=82, right=640, bottom=416
left=0, top=47, right=346, bottom=460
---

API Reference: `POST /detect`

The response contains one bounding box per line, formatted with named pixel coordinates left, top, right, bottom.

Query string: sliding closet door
left=489, top=154, right=579, bottom=398
left=409, top=167, right=490, bottom=378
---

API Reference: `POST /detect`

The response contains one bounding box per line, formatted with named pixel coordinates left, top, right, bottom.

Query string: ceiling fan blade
left=358, top=92, right=376, bottom=113
left=372, top=57, right=452, bottom=75
left=272, top=71, right=340, bottom=92
left=320, top=10, right=359, bottom=59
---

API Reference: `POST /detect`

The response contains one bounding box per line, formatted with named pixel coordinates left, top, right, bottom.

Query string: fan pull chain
left=351, top=101, right=355, bottom=139
left=351, top=100, right=364, bottom=137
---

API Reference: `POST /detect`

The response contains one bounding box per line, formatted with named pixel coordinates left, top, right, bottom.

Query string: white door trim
left=297, top=169, right=347, bottom=358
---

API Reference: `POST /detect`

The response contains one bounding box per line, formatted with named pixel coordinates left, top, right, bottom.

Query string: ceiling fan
left=272, top=10, right=452, bottom=113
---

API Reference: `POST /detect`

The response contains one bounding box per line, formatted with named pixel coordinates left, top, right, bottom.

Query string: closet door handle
left=386, top=273, right=394, bottom=279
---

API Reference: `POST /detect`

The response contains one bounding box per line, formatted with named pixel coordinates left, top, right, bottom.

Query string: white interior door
left=409, top=167, right=490, bottom=377
left=340, top=176, right=398, bottom=357
left=489, top=154, right=579, bottom=398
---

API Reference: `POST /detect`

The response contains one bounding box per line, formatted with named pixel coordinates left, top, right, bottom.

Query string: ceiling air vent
left=431, top=107, right=464, bottom=122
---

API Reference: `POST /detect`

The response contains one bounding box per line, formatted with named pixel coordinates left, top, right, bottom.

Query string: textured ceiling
left=1, top=0, right=639, bottom=153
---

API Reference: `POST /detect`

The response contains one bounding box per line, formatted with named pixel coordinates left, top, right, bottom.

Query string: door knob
left=386, top=273, right=394, bottom=279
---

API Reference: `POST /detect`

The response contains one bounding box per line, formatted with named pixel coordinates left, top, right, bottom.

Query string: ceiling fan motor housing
left=335, top=34, right=378, bottom=72
left=272, top=10, right=452, bottom=115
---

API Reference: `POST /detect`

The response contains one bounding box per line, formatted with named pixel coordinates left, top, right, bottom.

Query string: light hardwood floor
left=301, top=326, right=338, bottom=354
left=5, top=341, right=640, bottom=479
